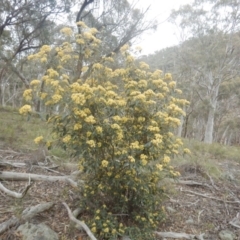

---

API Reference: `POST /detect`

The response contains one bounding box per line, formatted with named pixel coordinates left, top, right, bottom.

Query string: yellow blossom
left=86, top=131, right=92, bottom=137
left=47, top=68, right=59, bottom=78
left=74, top=123, right=82, bottom=130
left=23, top=89, right=32, bottom=101
left=141, top=159, right=148, bottom=166
left=128, top=156, right=135, bottom=163
left=183, top=148, right=191, bottom=154
left=63, top=135, right=71, bottom=143
left=71, top=93, right=86, bottom=105
left=93, top=63, right=102, bottom=70
left=30, top=80, right=41, bottom=86
left=120, top=44, right=129, bottom=52
left=130, top=141, right=140, bottom=149
left=85, top=115, right=96, bottom=124
left=138, top=117, right=145, bottom=122
left=40, top=45, right=51, bottom=53
left=156, top=164, right=163, bottom=171
left=111, top=123, right=120, bottom=130
left=41, top=57, right=47, bottom=63
left=103, top=228, right=109, bottom=233
left=139, top=62, right=149, bottom=70
left=138, top=80, right=147, bottom=88
left=19, top=105, right=32, bottom=115
left=81, top=66, right=88, bottom=72
left=76, top=21, right=87, bottom=28
left=34, top=136, right=44, bottom=144
left=165, top=73, right=172, bottom=80
left=168, top=81, right=176, bottom=88
left=175, top=89, right=182, bottom=94
left=60, top=27, right=73, bottom=36
left=101, top=160, right=109, bottom=167
left=87, top=140, right=96, bottom=148
left=76, top=38, right=85, bottom=45
left=163, top=155, right=170, bottom=164
left=96, top=126, right=103, bottom=133
left=52, top=94, right=62, bottom=103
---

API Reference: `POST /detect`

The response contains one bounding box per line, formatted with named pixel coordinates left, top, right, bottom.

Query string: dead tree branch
left=0, top=171, right=78, bottom=188
left=0, top=181, right=32, bottom=198
left=62, top=202, right=97, bottom=240
left=0, top=202, right=54, bottom=234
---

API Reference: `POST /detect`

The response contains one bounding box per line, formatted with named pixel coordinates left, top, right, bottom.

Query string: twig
left=229, top=212, right=240, bottom=229
left=0, top=181, right=32, bottom=198
left=37, top=166, right=64, bottom=175
left=0, top=162, right=25, bottom=168
left=180, top=188, right=240, bottom=204
left=229, top=221, right=240, bottom=229
left=198, top=210, right=204, bottom=223
left=62, top=202, right=97, bottom=240
left=205, top=172, right=219, bottom=190
left=176, top=179, right=212, bottom=189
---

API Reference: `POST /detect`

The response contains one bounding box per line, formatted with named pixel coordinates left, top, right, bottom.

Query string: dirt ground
left=1, top=147, right=240, bottom=240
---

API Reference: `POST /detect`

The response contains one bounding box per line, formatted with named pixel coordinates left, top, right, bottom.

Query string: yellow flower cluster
left=28, top=45, right=51, bottom=63
left=101, top=160, right=109, bottom=167
left=130, top=141, right=143, bottom=150
left=87, top=140, right=96, bottom=148
left=62, top=135, right=71, bottom=143
left=19, top=105, right=32, bottom=115
left=71, top=93, right=86, bottom=105
left=85, top=115, right=96, bottom=124
left=47, top=68, right=59, bottom=78
left=140, top=154, right=148, bottom=166
left=139, top=61, right=149, bottom=70
left=184, top=148, right=191, bottom=154
left=60, top=27, right=73, bottom=36
left=23, top=89, right=32, bottom=101
left=52, top=94, right=62, bottom=103
left=30, top=80, right=41, bottom=86
left=96, top=126, right=103, bottom=133
left=34, top=136, right=44, bottom=144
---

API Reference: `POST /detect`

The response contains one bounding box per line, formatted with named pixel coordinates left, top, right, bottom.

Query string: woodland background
left=1, top=0, right=240, bottom=144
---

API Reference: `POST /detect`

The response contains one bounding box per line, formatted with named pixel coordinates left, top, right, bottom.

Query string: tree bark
left=204, top=106, right=215, bottom=144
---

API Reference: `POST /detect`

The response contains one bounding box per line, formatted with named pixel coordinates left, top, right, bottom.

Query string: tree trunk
left=204, top=106, right=215, bottom=144
left=177, top=110, right=184, bottom=137
left=220, top=125, right=229, bottom=144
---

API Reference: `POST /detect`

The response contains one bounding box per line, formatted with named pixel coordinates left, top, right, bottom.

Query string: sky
left=134, top=0, right=193, bottom=55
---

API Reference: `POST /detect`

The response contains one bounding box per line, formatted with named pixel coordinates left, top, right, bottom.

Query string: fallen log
left=155, top=231, right=205, bottom=239
left=0, top=202, right=54, bottom=234
left=0, top=171, right=78, bottom=188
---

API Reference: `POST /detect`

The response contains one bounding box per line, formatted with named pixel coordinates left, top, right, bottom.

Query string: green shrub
left=20, top=23, right=189, bottom=239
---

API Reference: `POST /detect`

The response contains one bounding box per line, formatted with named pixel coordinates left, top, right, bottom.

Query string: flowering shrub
left=20, top=23, right=189, bottom=239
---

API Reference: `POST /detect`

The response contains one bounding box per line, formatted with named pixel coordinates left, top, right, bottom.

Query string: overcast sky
left=134, top=0, right=193, bottom=55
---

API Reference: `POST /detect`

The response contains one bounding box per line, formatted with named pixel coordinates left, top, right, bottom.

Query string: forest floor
left=1, top=107, right=240, bottom=240
left=1, top=146, right=240, bottom=240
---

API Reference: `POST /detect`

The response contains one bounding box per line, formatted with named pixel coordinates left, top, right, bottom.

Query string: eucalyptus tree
left=71, top=0, right=157, bottom=80
left=170, top=0, right=240, bottom=144
left=0, top=0, right=73, bottom=106
left=0, top=0, right=157, bottom=107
